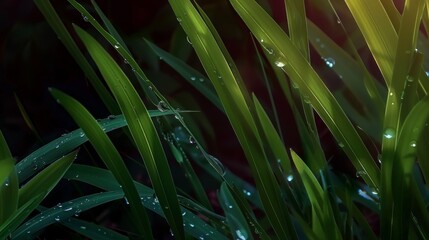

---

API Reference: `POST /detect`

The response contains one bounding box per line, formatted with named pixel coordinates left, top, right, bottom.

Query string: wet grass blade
left=144, top=39, right=223, bottom=111
left=0, top=131, right=18, bottom=224
left=18, top=150, right=77, bottom=207
left=50, top=88, right=153, bottom=239
left=65, top=164, right=228, bottom=240
left=0, top=192, right=45, bottom=239
left=253, top=95, right=291, bottom=174
left=33, top=0, right=119, bottom=114
left=12, top=191, right=124, bottom=239
left=74, top=26, right=184, bottom=239
left=17, top=111, right=175, bottom=184
left=230, top=0, right=380, bottom=190
left=219, top=182, right=253, bottom=240
left=290, top=150, right=341, bottom=239
left=169, top=0, right=298, bottom=238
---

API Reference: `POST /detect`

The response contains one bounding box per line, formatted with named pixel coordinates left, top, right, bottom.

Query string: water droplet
left=377, top=154, right=382, bottom=164
left=407, top=76, right=414, bottom=82
left=64, top=207, right=73, bottom=212
left=228, top=205, right=233, bottom=209
left=114, top=44, right=120, bottom=49
left=236, top=229, right=248, bottom=240
left=199, top=78, right=204, bottom=82
left=190, top=223, right=195, bottom=228
left=177, top=17, right=182, bottom=22
left=426, top=71, right=429, bottom=77
left=79, top=132, right=85, bottom=137
left=371, top=190, right=378, bottom=195
left=124, top=197, right=129, bottom=205
left=154, top=197, right=159, bottom=203
left=205, top=154, right=226, bottom=177
left=322, top=57, right=335, bottom=68
left=81, top=13, right=89, bottom=22
left=243, top=190, right=252, bottom=196
left=54, top=216, right=61, bottom=222
left=80, top=226, right=87, bottom=230
left=189, top=136, right=196, bottom=144
left=315, top=38, right=320, bottom=43
left=383, top=128, right=395, bottom=139
left=57, top=203, right=63, bottom=208
left=291, top=81, right=299, bottom=89
left=156, top=101, right=168, bottom=112
left=260, top=39, right=264, bottom=43
left=182, top=211, right=187, bottom=216
left=186, top=36, right=192, bottom=45
left=338, top=142, right=344, bottom=148
left=356, top=170, right=367, bottom=178
left=336, top=18, right=341, bottom=24
left=410, top=140, right=417, bottom=148
left=274, top=61, right=286, bottom=68
left=190, top=76, right=196, bottom=81
left=170, top=228, right=174, bottom=236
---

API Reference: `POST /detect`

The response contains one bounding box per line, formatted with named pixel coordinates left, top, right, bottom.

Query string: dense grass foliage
left=2, top=0, right=429, bottom=239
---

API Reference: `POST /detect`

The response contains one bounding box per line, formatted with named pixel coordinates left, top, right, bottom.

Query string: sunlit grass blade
left=253, top=95, right=291, bottom=174
left=12, top=191, right=124, bottom=239
left=65, top=164, right=229, bottom=240
left=290, top=150, right=342, bottom=239
left=0, top=130, right=18, bottom=224
left=144, top=39, right=223, bottom=111
left=230, top=0, right=380, bottom=190
left=33, top=0, right=119, bottom=114
left=0, top=192, right=45, bottom=239
left=17, top=111, right=175, bottom=183
left=60, top=216, right=128, bottom=240
left=50, top=88, right=153, bottom=239
left=18, top=150, right=77, bottom=207
left=74, top=26, right=184, bottom=239
left=169, top=0, right=298, bottom=238
left=219, top=182, right=253, bottom=240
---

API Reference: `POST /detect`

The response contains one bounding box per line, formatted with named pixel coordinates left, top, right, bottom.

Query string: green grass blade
left=50, top=88, right=153, bottom=239
left=253, top=95, right=291, bottom=174
left=18, top=150, right=77, bottom=207
left=65, top=164, right=228, bottom=240
left=290, top=150, right=342, bottom=239
left=344, top=0, right=397, bottom=85
left=144, top=39, right=223, bottom=111
left=61, top=216, right=129, bottom=240
left=73, top=25, right=184, bottom=239
left=230, top=0, right=380, bottom=190
left=0, top=192, right=45, bottom=239
left=12, top=191, right=124, bottom=239
left=17, top=111, right=175, bottom=183
left=168, top=0, right=298, bottom=238
left=0, top=131, right=18, bottom=224
left=33, top=0, right=119, bottom=114
left=14, top=94, right=42, bottom=141
left=219, top=182, right=253, bottom=240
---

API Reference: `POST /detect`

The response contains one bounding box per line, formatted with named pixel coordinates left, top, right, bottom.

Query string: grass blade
left=73, top=25, right=184, bottom=239
left=33, top=0, right=119, bottom=114
left=17, top=111, right=175, bottom=184
left=50, top=88, right=153, bottom=239
left=0, top=130, right=18, bottom=224
left=12, top=191, right=124, bottom=239
left=168, top=0, right=298, bottom=238
left=65, top=164, right=228, bottom=240
left=18, top=150, right=77, bottom=207
left=230, top=0, right=380, bottom=190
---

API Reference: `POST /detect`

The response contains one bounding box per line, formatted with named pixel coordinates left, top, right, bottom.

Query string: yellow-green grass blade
left=0, top=130, right=18, bottom=224
left=168, top=0, right=297, bottom=238
left=18, top=151, right=77, bottom=207
left=33, top=0, right=119, bottom=114
left=17, top=111, right=175, bottom=183
left=65, top=164, right=229, bottom=240
left=12, top=191, right=124, bottom=239
left=74, top=26, right=184, bottom=239
left=0, top=192, right=45, bottom=239
left=290, top=150, right=342, bottom=239
left=253, top=95, right=291, bottom=174
left=307, top=20, right=384, bottom=118
left=144, top=39, right=223, bottom=111
left=390, top=95, right=429, bottom=238
left=50, top=88, right=153, bottom=239
left=67, top=0, right=159, bottom=106
left=14, top=94, right=42, bottom=141
left=219, top=182, right=254, bottom=240
left=230, top=0, right=380, bottom=189
left=344, top=0, right=397, bottom=85
left=380, top=0, right=425, bottom=237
